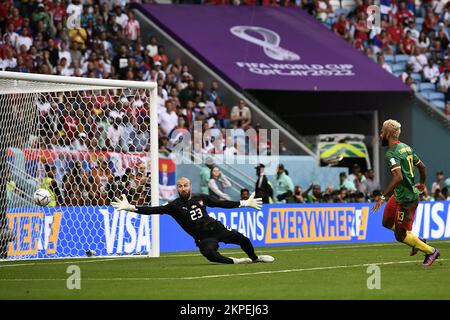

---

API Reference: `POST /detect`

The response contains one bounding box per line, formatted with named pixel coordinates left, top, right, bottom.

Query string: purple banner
left=137, top=4, right=410, bottom=92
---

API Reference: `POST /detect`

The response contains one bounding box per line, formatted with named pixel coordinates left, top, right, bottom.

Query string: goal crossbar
left=0, top=71, right=157, bottom=90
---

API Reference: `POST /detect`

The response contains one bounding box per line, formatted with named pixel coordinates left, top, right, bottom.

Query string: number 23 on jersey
left=190, top=208, right=203, bottom=220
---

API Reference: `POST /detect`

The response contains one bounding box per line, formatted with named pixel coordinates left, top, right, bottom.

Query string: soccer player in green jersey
left=372, top=119, right=440, bottom=267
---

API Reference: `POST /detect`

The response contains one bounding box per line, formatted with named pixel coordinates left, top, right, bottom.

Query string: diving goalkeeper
left=111, top=177, right=274, bottom=264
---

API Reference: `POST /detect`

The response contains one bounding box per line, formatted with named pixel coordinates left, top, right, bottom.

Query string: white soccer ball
left=33, top=188, right=51, bottom=206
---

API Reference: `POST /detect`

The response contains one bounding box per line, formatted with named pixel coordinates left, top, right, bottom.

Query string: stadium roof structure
left=138, top=4, right=410, bottom=92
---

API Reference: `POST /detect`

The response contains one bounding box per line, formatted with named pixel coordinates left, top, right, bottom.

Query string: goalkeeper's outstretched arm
left=203, top=192, right=262, bottom=210
left=111, top=195, right=170, bottom=215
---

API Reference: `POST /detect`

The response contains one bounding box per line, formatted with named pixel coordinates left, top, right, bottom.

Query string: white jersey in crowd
left=159, top=110, right=178, bottom=136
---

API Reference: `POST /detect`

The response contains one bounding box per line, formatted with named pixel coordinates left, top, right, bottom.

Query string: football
left=33, top=188, right=51, bottom=206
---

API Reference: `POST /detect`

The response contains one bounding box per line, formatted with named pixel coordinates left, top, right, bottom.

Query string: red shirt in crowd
left=7, top=16, right=23, bottom=31
left=95, top=95, right=113, bottom=110
left=333, top=20, right=348, bottom=36
left=0, top=43, right=13, bottom=60
left=216, top=103, right=229, bottom=120
left=17, top=52, right=31, bottom=61
left=357, top=2, right=370, bottom=15
left=423, top=14, right=437, bottom=34
left=402, top=36, right=416, bottom=55
left=396, top=8, right=414, bottom=25
left=63, top=115, right=79, bottom=141
left=52, top=6, right=67, bottom=24
left=354, top=20, right=369, bottom=41
left=0, top=0, right=12, bottom=20
left=153, top=53, right=169, bottom=67
left=386, top=25, right=403, bottom=44
left=439, top=60, right=450, bottom=73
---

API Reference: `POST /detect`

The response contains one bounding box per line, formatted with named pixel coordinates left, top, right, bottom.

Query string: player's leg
left=410, top=237, right=427, bottom=256
left=197, top=238, right=247, bottom=264
left=382, top=195, right=397, bottom=231
left=219, top=229, right=274, bottom=263
left=394, top=201, right=440, bottom=266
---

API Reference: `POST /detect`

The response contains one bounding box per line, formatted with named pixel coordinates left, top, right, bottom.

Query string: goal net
left=0, top=71, right=159, bottom=260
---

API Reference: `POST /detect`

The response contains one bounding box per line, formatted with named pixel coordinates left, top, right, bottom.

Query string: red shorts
left=383, top=195, right=418, bottom=231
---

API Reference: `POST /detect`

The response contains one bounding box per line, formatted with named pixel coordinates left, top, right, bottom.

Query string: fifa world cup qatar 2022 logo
left=230, top=26, right=300, bottom=62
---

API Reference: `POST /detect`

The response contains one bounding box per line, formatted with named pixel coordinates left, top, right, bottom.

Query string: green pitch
left=1, top=241, right=449, bottom=300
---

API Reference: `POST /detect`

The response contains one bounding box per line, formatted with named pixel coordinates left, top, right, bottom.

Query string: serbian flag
left=159, top=157, right=176, bottom=201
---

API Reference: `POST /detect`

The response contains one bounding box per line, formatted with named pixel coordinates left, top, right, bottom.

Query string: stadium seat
left=334, top=8, right=351, bottom=16
left=419, top=91, right=430, bottom=100
left=428, top=92, right=445, bottom=101
left=418, top=82, right=436, bottom=92
left=392, top=63, right=406, bottom=73
left=395, top=54, right=409, bottom=64
left=411, top=73, right=422, bottom=82
left=415, top=17, right=424, bottom=25
left=432, top=100, right=445, bottom=110
left=384, top=54, right=395, bottom=63
left=330, top=0, right=340, bottom=8
left=342, top=0, right=356, bottom=10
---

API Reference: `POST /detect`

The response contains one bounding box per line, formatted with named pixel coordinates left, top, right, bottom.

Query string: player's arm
left=382, top=167, right=403, bottom=199
left=372, top=166, right=403, bottom=213
left=202, top=192, right=262, bottom=210
left=111, top=194, right=170, bottom=215
left=414, top=156, right=426, bottom=193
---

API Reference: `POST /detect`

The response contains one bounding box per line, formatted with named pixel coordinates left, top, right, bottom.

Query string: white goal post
left=0, top=71, right=159, bottom=260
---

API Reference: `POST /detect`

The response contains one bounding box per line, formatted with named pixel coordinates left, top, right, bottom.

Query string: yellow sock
left=403, top=231, right=434, bottom=254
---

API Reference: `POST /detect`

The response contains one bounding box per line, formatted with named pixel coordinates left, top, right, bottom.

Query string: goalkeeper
left=112, top=177, right=274, bottom=264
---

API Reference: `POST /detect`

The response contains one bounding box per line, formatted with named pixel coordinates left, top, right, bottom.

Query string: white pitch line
left=0, top=257, right=139, bottom=268
left=159, top=258, right=450, bottom=280
left=0, top=258, right=447, bottom=282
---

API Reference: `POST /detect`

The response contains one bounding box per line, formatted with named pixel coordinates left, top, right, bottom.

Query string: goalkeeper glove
left=239, top=192, right=263, bottom=210
left=111, top=194, right=137, bottom=212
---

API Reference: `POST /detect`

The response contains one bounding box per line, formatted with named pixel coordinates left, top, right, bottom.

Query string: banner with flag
left=159, top=156, right=177, bottom=201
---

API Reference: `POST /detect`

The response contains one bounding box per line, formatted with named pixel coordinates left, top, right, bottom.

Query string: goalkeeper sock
left=403, top=231, right=434, bottom=255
